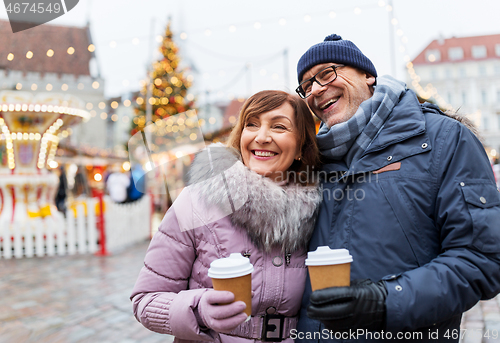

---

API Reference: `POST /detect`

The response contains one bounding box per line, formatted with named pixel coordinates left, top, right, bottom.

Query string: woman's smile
left=251, top=149, right=278, bottom=159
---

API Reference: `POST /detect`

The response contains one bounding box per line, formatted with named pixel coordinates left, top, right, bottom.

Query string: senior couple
left=131, top=34, right=500, bottom=342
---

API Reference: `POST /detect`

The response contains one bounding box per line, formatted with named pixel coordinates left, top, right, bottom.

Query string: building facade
left=409, top=34, right=500, bottom=157
left=0, top=20, right=107, bottom=149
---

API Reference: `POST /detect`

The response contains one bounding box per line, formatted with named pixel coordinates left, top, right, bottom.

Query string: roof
left=412, top=33, right=500, bottom=65
left=0, top=20, right=93, bottom=75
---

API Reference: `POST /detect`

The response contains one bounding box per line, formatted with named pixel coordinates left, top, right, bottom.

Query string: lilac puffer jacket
left=131, top=145, right=321, bottom=342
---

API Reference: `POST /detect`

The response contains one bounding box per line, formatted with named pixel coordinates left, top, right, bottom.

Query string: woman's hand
left=197, top=290, right=248, bottom=333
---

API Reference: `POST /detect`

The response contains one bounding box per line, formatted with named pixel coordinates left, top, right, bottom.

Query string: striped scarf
left=316, top=75, right=406, bottom=167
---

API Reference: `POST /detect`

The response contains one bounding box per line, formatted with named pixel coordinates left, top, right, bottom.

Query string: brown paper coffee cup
left=307, top=263, right=351, bottom=291
left=305, top=247, right=353, bottom=291
left=211, top=273, right=252, bottom=316
left=208, top=253, right=254, bottom=318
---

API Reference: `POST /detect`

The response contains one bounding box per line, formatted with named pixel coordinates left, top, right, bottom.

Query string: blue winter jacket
left=296, top=89, right=500, bottom=342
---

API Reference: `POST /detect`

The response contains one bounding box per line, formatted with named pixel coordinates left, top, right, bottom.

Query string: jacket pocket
left=378, top=180, right=433, bottom=266
left=460, top=182, right=500, bottom=253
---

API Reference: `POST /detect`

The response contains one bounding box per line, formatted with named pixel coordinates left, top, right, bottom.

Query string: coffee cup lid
left=305, top=246, right=353, bottom=266
left=208, top=253, right=254, bottom=279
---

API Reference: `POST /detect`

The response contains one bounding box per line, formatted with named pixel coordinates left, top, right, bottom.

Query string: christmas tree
left=130, top=19, right=196, bottom=137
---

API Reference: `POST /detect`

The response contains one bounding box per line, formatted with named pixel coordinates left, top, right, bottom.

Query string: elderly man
left=294, top=34, right=500, bottom=342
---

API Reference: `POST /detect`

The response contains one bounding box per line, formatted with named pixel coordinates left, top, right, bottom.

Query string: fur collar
left=188, top=144, right=321, bottom=253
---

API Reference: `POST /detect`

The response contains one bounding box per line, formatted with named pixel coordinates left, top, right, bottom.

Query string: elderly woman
left=131, top=90, right=321, bottom=342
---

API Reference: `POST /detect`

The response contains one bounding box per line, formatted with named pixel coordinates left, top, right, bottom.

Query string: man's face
left=301, top=63, right=376, bottom=127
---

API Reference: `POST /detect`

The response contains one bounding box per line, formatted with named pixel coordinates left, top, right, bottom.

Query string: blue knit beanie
left=297, top=34, right=377, bottom=82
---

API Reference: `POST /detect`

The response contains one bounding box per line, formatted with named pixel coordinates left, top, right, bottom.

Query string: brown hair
left=227, top=90, right=320, bottom=186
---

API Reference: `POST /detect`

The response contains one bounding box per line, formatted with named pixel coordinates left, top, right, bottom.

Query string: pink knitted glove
left=197, top=290, right=248, bottom=333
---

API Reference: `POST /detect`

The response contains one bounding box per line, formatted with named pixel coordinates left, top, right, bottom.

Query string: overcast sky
left=1, top=0, right=500, bottom=101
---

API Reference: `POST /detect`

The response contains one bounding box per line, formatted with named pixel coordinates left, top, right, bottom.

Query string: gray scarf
left=317, top=75, right=407, bottom=167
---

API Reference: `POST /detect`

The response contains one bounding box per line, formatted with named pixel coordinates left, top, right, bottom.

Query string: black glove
left=307, top=279, right=387, bottom=332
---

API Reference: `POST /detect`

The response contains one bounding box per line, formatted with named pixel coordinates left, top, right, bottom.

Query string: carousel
left=0, top=90, right=89, bottom=228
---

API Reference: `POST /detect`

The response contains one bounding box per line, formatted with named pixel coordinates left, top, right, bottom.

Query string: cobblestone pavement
left=1, top=239, right=499, bottom=343
left=0, top=240, right=173, bottom=343
left=461, top=296, right=500, bottom=343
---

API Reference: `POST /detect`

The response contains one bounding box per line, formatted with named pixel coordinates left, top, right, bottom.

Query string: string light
left=388, top=10, right=453, bottom=110
left=47, top=49, right=54, bottom=57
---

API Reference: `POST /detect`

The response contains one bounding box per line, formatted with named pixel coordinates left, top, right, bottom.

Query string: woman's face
left=240, top=102, right=301, bottom=182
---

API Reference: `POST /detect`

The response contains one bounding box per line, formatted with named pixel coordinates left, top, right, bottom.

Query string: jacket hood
left=187, top=143, right=321, bottom=253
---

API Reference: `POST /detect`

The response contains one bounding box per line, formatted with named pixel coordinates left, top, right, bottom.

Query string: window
left=462, top=91, right=467, bottom=105
left=472, top=45, right=487, bottom=59
left=447, top=92, right=453, bottom=104
left=449, top=47, right=464, bottom=61
left=497, top=90, right=500, bottom=102
left=460, top=68, right=467, bottom=77
left=496, top=44, right=500, bottom=57
left=479, top=65, right=487, bottom=76
left=430, top=70, right=438, bottom=80
left=483, top=116, right=489, bottom=131
left=495, top=64, right=500, bottom=75
left=481, top=90, right=488, bottom=105
left=425, top=49, right=441, bottom=62
left=445, top=69, right=452, bottom=78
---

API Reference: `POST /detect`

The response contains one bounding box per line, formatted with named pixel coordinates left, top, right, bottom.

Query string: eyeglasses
left=295, top=64, right=345, bottom=99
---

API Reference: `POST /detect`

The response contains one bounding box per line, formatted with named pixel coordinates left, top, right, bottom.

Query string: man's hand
left=307, top=279, right=387, bottom=332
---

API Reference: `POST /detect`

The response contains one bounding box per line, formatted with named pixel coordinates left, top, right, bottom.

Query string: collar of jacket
left=321, top=89, right=431, bottom=179
left=187, top=144, right=322, bottom=252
